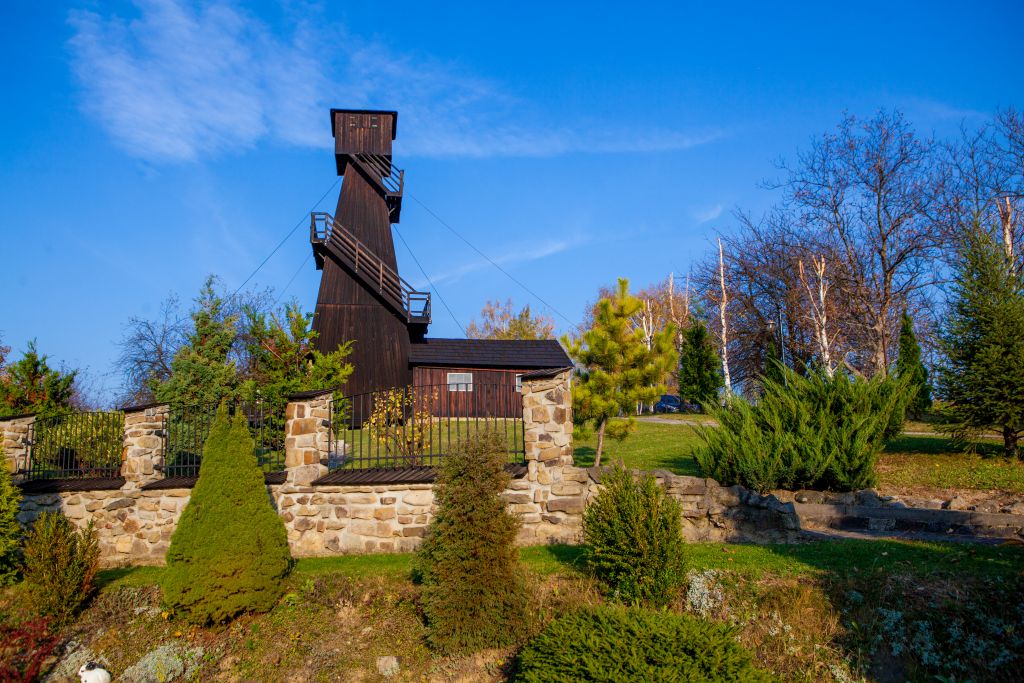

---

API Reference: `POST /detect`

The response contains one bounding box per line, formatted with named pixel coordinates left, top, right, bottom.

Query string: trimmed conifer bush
left=413, top=431, right=531, bottom=654
left=22, top=511, right=99, bottom=626
left=695, top=366, right=911, bottom=492
left=0, top=449, right=23, bottom=586
left=583, top=462, right=685, bottom=606
left=515, top=606, right=776, bottom=682
left=163, top=403, right=291, bottom=624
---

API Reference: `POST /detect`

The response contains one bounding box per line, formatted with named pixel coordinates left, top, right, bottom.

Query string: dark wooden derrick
left=310, top=108, right=571, bottom=404
left=312, top=109, right=428, bottom=397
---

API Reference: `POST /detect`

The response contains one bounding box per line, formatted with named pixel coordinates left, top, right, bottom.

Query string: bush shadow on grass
left=96, top=565, right=166, bottom=590
left=884, top=433, right=1005, bottom=458
left=519, top=544, right=588, bottom=576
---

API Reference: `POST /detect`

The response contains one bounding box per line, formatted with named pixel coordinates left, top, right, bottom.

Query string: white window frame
left=447, top=372, right=473, bottom=392
left=515, top=374, right=523, bottom=392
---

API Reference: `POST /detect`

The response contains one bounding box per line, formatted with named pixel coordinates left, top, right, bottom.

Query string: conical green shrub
left=583, top=462, right=685, bottom=606
left=163, top=403, right=291, bottom=624
left=414, top=431, right=532, bottom=654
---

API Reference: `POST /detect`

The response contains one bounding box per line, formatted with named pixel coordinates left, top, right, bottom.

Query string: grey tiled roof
left=409, top=338, right=571, bottom=369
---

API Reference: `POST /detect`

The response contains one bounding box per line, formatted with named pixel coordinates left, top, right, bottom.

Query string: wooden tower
left=310, top=109, right=431, bottom=397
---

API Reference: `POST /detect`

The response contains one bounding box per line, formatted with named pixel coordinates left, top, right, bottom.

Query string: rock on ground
left=376, top=655, right=400, bottom=677
left=119, top=642, right=204, bottom=683
left=43, top=643, right=107, bottom=683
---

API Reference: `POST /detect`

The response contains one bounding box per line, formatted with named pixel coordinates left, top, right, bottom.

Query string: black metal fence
left=25, top=411, right=124, bottom=481
left=327, top=383, right=525, bottom=471
left=164, top=399, right=286, bottom=478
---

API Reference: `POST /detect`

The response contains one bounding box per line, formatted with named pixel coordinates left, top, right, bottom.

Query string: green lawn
left=572, top=418, right=1024, bottom=494
left=572, top=419, right=703, bottom=473
left=641, top=412, right=719, bottom=424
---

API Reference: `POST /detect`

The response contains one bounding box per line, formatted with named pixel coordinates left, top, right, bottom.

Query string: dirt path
left=636, top=416, right=717, bottom=427
left=635, top=416, right=999, bottom=439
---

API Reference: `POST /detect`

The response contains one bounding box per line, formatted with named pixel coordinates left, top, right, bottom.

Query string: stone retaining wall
left=9, top=371, right=803, bottom=565
left=15, top=467, right=802, bottom=566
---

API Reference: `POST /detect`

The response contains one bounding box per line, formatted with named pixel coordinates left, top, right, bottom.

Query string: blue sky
left=1, top=1, right=1021, bottom=402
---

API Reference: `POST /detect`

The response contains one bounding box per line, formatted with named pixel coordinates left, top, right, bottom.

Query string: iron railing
left=327, top=383, right=525, bottom=471
left=354, top=153, right=404, bottom=197
left=25, top=411, right=124, bottom=481
left=163, top=399, right=286, bottom=478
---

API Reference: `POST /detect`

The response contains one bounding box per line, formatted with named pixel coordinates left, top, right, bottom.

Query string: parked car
left=681, top=401, right=704, bottom=414
left=654, top=394, right=682, bottom=413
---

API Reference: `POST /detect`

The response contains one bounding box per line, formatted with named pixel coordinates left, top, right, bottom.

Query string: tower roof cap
left=329, top=108, right=398, bottom=139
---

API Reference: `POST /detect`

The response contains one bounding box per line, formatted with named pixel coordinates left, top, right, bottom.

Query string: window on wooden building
left=447, top=372, right=473, bottom=392
left=515, top=374, right=523, bottom=392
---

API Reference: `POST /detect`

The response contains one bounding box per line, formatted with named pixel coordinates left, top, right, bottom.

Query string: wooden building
left=311, top=109, right=571, bottom=405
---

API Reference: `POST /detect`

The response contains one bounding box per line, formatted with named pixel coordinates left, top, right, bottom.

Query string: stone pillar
left=122, top=404, right=168, bottom=489
left=1, top=414, right=35, bottom=480
left=285, top=390, right=333, bottom=485
left=522, top=369, right=573, bottom=469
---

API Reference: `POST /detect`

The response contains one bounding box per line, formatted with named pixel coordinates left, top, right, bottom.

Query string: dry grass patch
left=878, top=434, right=1024, bottom=494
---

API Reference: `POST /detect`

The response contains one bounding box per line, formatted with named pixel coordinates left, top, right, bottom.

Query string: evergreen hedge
left=22, top=511, right=99, bottom=626
left=695, top=367, right=911, bottom=492
left=515, top=606, right=775, bottom=682
left=163, top=403, right=291, bottom=624
left=583, top=462, right=685, bottom=606
left=0, top=449, right=22, bottom=586
left=413, top=431, right=531, bottom=654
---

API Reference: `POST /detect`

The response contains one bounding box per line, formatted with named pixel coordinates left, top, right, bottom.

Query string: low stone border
left=773, top=488, right=1024, bottom=515
left=794, top=502, right=1024, bottom=540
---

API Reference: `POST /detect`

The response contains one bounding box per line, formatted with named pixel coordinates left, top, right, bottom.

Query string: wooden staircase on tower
left=310, top=211, right=430, bottom=324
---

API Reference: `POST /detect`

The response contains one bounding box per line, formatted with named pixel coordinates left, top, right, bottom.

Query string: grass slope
left=8, top=539, right=1020, bottom=682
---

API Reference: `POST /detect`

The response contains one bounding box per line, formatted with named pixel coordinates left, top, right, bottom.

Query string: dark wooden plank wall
left=334, top=112, right=393, bottom=157
left=413, top=366, right=523, bottom=418
left=314, top=148, right=411, bottom=397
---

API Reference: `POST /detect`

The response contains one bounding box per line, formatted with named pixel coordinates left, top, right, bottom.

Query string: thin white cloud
left=900, top=96, right=988, bottom=124
left=693, top=204, right=723, bottom=224
left=411, top=236, right=583, bottom=290
left=67, top=0, right=725, bottom=163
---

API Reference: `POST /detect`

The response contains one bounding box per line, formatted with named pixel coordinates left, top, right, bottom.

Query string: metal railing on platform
left=310, top=212, right=431, bottom=323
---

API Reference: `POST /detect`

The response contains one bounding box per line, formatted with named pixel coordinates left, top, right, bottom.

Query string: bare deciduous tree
left=717, top=238, right=733, bottom=394
left=798, top=255, right=837, bottom=377
left=465, top=299, right=555, bottom=340
left=772, top=110, right=939, bottom=377
left=116, top=295, right=187, bottom=405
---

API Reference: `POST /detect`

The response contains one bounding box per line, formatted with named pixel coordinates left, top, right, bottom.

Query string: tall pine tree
left=564, top=279, right=677, bottom=465
left=677, top=315, right=723, bottom=408
left=895, top=311, right=931, bottom=419
left=239, top=303, right=354, bottom=408
left=155, top=277, right=239, bottom=407
left=0, top=341, right=76, bottom=418
left=938, top=228, right=1024, bottom=458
